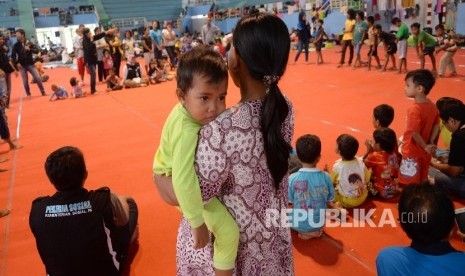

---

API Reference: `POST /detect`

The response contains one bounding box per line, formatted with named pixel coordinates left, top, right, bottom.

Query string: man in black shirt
left=0, top=35, right=18, bottom=108
left=29, top=146, right=139, bottom=276
left=431, top=100, right=465, bottom=197
left=11, top=29, right=47, bottom=98
left=82, top=27, right=117, bottom=94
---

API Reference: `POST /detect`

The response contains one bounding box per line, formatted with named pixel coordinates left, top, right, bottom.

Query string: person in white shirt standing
left=201, top=17, right=219, bottom=45
left=73, top=25, right=85, bottom=83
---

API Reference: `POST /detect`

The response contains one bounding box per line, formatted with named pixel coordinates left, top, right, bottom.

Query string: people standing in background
left=162, top=23, right=177, bottom=68
left=73, top=25, right=85, bottom=83
left=122, top=30, right=135, bottom=61
left=293, top=11, right=311, bottom=65
left=201, top=17, right=219, bottom=45
left=141, top=27, right=153, bottom=75
left=109, top=28, right=123, bottom=77
left=150, top=20, right=163, bottom=60
left=337, top=9, right=356, bottom=68
left=94, top=27, right=108, bottom=83
left=0, top=35, right=18, bottom=108
left=392, top=18, right=409, bottom=74
left=11, top=29, right=47, bottom=98
left=434, top=24, right=457, bottom=78
left=411, top=23, right=438, bottom=74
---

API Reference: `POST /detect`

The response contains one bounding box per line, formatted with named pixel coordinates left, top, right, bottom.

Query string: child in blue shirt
left=289, top=134, right=343, bottom=240
left=49, top=84, right=68, bottom=101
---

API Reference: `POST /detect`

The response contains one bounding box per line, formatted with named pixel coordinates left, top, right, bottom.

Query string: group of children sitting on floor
left=288, top=69, right=465, bottom=240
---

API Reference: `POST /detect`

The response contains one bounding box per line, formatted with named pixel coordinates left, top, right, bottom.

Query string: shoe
left=42, top=93, right=49, bottom=96
left=0, top=209, right=10, bottom=217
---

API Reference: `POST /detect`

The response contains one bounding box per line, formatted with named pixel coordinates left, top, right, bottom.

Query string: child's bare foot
left=380, top=68, right=386, bottom=72
left=337, top=63, right=343, bottom=68
left=0, top=168, right=7, bottom=172
left=10, top=144, right=23, bottom=150
left=0, top=157, right=8, bottom=163
left=298, top=229, right=323, bottom=240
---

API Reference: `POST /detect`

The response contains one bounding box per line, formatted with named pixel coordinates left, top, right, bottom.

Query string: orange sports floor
left=1, top=47, right=465, bottom=276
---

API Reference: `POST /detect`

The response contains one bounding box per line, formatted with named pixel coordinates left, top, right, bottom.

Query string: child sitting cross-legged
left=289, top=134, right=345, bottom=240
left=331, top=134, right=371, bottom=208
left=364, top=128, right=400, bottom=199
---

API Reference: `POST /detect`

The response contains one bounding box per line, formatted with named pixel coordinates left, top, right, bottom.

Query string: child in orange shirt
left=364, top=128, right=399, bottom=199
left=399, top=69, right=440, bottom=185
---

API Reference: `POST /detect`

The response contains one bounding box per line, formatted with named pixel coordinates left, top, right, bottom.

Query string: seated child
left=331, top=134, right=371, bottom=208
left=364, top=104, right=395, bottom=157
left=49, top=84, right=68, bottom=101
left=106, top=68, right=123, bottom=92
left=70, top=77, right=86, bottom=98
left=157, top=58, right=174, bottom=81
left=364, top=128, right=400, bottom=199
left=153, top=46, right=238, bottom=275
left=31, top=58, right=49, bottom=83
left=289, top=134, right=344, bottom=240
left=147, top=59, right=165, bottom=84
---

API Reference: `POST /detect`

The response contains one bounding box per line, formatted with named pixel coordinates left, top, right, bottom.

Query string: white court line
left=1, top=85, right=23, bottom=276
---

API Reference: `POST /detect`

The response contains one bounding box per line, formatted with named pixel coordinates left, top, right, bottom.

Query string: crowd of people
left=0, top=6, right=464, bottom=276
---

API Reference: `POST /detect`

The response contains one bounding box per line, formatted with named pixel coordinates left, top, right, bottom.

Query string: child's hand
left=365, top=139, right=374, bottom=153
left=323, top=164, right=329, bottom=172
left=424, top=144, right=436, bottom=155
left=191, top=223, right=210, bottom=250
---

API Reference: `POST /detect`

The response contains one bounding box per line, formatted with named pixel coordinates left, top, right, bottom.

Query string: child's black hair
left=374, top=24, right=382, bottom=31
left=45, top=146, right=87, bottom=191
left=318, top=19, right=324, bottom=24
left=435, top=24, right=444, bottom=31
left=296, top=134, right=321, bottom=164
left=405, top=69, right=436, bottom=95
left=356, top=11, right=365, bottom=20
left=347, top=9, right=356, bottom=20
left=233, top=13, right=291, bottom=189
left=176, top=44, right=227, bottom=92
left=337, top=134, right=359, bottom=160
left=373, top=104, right=395, bottom=127
left=436, top=97, right=462, bottom=112
left=103, top=49, right=110, bottom=55
left=373, top=127, right=397, bottom=153
left=70, top=77, right=77, bottom=87
left=367, top=16, right=374, bottom=24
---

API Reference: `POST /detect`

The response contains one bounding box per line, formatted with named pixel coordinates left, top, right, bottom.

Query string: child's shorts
left=399, top=155, right=430, bottom=185
left=423, top=46, right=435, bottom=56
left=335, top=189, right=368, bottom=208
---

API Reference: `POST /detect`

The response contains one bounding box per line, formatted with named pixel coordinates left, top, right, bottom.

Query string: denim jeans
left=294, top=40, right=309, bottom=62
left=434, top=170, right=465, bottom=198
left=86, top=63, right=97, bottom=93
left=0, top=76, right=10, bottom=139
left=4, top=73, right=11, bottom=108
left=19, top=64, right=45, bottom=96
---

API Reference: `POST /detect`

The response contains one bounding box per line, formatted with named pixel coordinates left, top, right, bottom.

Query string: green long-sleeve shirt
left=153, top=103, right=204, bottom=228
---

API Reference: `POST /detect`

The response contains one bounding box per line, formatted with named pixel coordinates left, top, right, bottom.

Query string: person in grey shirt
left=201, top=17, right=219, bottom=45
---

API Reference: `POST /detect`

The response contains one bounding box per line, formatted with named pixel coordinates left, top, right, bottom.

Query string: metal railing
left=111, top=17, right=147, bottom=28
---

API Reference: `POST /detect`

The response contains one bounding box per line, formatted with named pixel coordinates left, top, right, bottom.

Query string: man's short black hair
left=373, top=128, right=397, bottom=153
left=405, top=69, right=436, bottom=95
left=15, top=29, right=25, bottom=36
left=296, top=134, right=321, bottom=164
left=337, top=134, right=359, bottom=160
left=176, top=45, right=228, bottom=93
left=439, top=101, right=465, bottom=126
left=373, top=104, right=394, bottom=127
left=399, top=183, right=455, bottom=245
left=411, top=22, right=421, bottom=29
left=435, top=24, right=444, bottom=30
left=391, top=17, right=401, bottom=24
left=45, top=146, right=87, bottom=191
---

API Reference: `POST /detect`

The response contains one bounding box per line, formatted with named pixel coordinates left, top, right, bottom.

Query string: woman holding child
left=154, top=13, right=295, bottom=275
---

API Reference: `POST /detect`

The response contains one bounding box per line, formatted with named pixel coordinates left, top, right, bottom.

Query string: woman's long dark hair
left=233, top=13, right=292, bottom=189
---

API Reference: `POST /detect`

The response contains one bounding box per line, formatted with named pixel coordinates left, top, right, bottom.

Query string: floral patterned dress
left=176, top=100, right=295, bottom=275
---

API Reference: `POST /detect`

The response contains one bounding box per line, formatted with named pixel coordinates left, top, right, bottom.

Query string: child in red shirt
left=365, top=128, right=399, bottom=198
left=399, top=70, right=440, bottom=185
